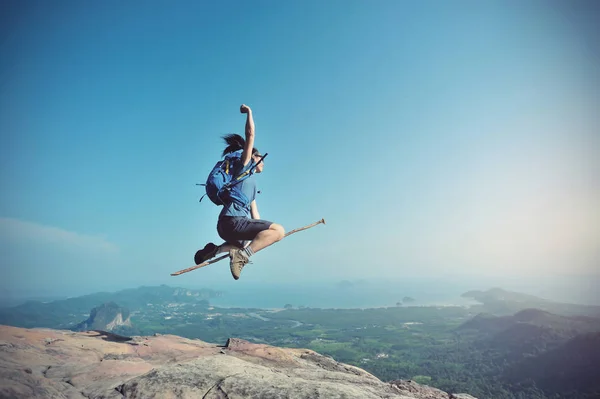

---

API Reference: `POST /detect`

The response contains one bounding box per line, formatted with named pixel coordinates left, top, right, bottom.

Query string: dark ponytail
left=221, top=133, right=259, bottom=157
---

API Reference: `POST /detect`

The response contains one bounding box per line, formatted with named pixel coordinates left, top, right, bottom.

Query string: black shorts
left=217, top=216, right=273, bottom=248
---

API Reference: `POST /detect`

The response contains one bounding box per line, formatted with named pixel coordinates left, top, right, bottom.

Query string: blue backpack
left=198, top=150, right=267, bottom=206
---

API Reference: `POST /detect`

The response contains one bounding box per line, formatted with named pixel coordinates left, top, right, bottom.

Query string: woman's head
left=222, top=133, right=264, bottom=172
left=252, top=150, right=264, bottom=173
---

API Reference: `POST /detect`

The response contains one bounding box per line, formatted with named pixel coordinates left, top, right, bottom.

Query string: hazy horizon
left=2, top=1, right=598, bottom=304
left=2, top=273, right=599, bottom=309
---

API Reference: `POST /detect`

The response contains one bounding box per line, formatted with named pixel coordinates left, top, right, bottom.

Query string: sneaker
left=229, top=249, right=250, bottom=280
left=194, top=243, right=218, bottom=265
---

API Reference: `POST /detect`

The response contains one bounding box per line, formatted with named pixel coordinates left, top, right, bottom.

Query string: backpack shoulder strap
left=227, top=153, right=268, bottom=188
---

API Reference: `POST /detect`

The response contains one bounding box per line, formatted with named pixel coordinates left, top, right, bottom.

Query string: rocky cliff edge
left=0, top=325, right=475, bottom=399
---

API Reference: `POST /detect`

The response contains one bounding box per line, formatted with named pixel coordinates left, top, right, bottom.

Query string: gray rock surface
left=391, top=380, right=454, bottom=399
left=0, top=325, right=476, bottom=399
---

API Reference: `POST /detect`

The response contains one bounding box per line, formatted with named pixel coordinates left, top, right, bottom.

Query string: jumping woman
left=194, top=104, right=285, bottom=280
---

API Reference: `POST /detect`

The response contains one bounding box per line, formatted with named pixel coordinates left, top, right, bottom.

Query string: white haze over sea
left=205, top=275, right=600, bottom=310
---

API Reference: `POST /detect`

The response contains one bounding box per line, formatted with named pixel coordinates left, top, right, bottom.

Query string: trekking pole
left=284, top=218, right=326, bottom=237
left=170, top=218, right=326, bottom=276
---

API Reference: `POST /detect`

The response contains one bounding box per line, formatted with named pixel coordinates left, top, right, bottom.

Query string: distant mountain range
left=457, top=299, right=600, bottom=399
left=460, top=308, right=600, bottom=335
left=459, top=308, right=600, bottom=356
left=0, top=285, right=220, bottom=330
left=462, top=287, right=600, bottom=317
left=505, top=332, right=600, bottom=397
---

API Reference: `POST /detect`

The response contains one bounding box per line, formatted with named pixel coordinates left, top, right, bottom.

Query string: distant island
left=395, top=297, right=416, bottom=306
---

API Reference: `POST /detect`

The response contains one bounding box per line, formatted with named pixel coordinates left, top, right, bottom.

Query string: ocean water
left=206, top=280, right=480, bottom=309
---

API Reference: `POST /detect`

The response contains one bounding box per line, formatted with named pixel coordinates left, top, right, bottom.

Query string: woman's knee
left=270, top=223, right=285, bottom=240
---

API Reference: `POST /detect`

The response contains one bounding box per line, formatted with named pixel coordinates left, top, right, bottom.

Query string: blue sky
left=1, top=1, right=599, bottom=302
